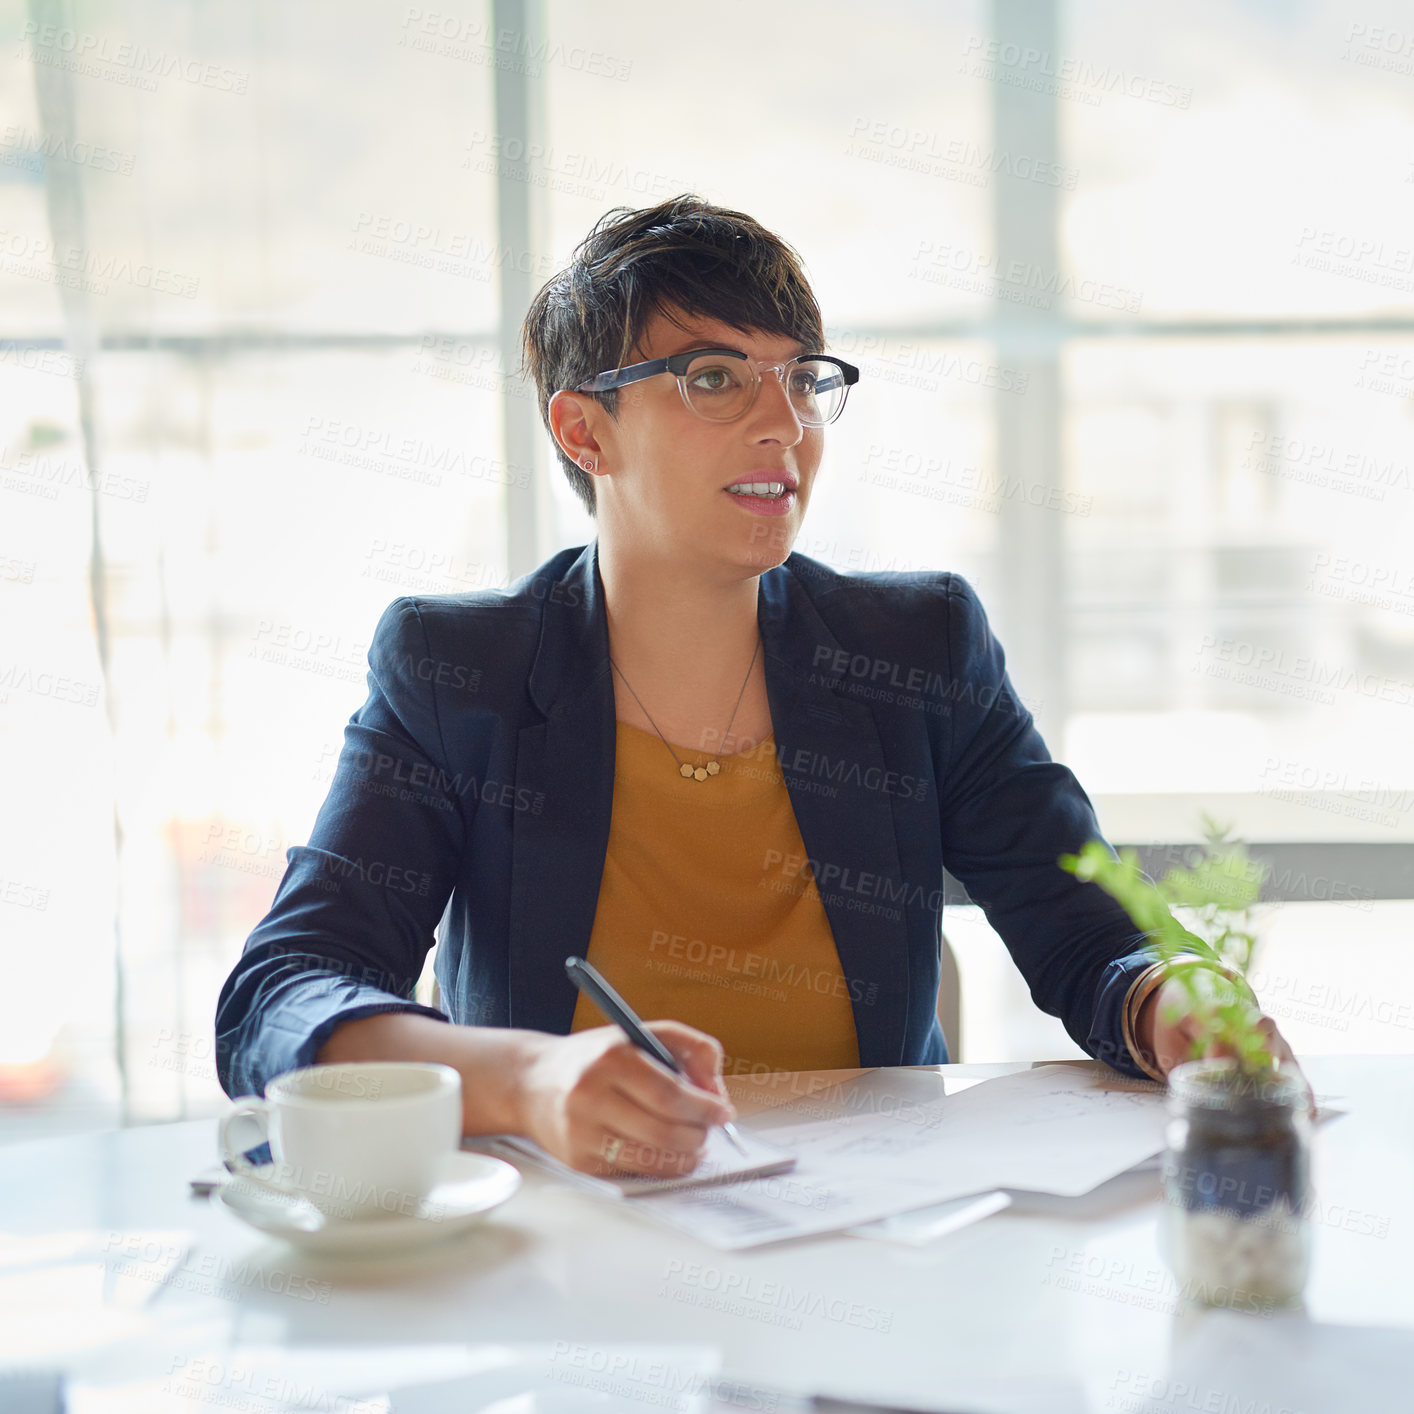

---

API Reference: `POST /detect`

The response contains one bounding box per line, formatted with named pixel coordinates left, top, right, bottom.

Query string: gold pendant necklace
left=610, top=636, right=761, bottom=781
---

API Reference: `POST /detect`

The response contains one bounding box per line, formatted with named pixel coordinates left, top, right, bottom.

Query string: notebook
left=468, top=1124, right=797, bottom=1199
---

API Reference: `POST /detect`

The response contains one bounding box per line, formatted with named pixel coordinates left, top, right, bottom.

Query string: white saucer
left=211, top=1150, right=521, bottom=1254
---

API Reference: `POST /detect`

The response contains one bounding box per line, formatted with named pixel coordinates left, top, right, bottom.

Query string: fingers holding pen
left=518, top=1022, right=739, bottom=1177
left=586, top=1089, right=714, bottom=1178
left=634, top=1021, right=737, bottom=1117
left=587, top=1028, right=736, bottom=1176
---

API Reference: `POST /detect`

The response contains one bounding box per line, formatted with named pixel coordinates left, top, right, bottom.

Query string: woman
left=215, top=194, right=1300, bottom=1178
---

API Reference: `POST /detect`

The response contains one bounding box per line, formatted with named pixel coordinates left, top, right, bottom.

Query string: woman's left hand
left=1136, top=975, right=1316, bottom=1114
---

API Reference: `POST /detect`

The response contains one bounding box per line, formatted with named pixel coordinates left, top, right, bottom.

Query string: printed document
left=628, top=1062, right=1168, bottom=1248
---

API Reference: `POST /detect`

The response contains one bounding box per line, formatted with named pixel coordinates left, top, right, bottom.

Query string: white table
left=2, top=1056, right=1408, bottom=1413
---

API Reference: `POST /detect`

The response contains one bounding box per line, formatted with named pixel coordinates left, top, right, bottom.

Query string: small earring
left=580, top=457, right=595, bottom=472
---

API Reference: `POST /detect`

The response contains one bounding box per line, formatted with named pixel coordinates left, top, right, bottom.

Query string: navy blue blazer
left=215, top=539, right=1157, bottom=1099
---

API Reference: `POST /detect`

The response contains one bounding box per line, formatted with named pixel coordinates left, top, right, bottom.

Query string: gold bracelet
left=1122, top=956, right=1258, bottom=1082
left=1122, top=962, right=1170, bottom=1081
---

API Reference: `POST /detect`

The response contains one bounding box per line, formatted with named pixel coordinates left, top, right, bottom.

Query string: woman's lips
left=724, top=488, right=796, bottom=516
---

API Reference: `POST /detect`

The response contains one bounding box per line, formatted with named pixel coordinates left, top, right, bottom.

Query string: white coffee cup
left=218, top=1062, right=462, bottom=1222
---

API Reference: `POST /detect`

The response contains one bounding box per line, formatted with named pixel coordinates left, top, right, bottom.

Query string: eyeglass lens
left=681, top=355, right=846, bottom=425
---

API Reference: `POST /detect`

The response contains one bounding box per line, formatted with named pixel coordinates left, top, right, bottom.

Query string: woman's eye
left=689, top=367, right=732, bottom=392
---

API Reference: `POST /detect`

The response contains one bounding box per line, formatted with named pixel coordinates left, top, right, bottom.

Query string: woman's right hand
left=514, top=1021, right=737, bottom=1177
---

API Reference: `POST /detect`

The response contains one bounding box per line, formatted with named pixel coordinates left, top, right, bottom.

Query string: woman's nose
left=750, top=365, right=805, bottom=438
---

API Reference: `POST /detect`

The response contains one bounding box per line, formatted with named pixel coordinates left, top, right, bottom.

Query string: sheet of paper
left=473, top=1124, right=796, bottom=1199
left=1092, top=1310, right=1414, bottom=1413
left=626, top=1168, right=954, bottom=1249
left=760, top=1063, right=1167, bottom=1194
left=0, top=1230, right=197, bottom=1368
left=69, top=1340, right=723, bottom=1414
left=629, top=1064, right=1169, bottom=1249
left=845, top=1190, right=1012, bottom=1245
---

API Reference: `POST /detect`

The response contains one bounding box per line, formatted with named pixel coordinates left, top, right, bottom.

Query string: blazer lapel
left=758, top=564, right=914, bottom=1067
left=507, top=542, right=614, bottom=1034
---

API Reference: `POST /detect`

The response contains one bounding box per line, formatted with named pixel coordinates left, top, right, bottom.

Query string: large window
left=3, top=0, right=1411, bottom=1137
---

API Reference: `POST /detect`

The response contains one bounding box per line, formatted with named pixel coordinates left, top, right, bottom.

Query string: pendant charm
left=679, top=759, right=721, bottom=781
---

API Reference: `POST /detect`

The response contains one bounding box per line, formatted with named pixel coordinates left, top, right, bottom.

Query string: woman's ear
left=548, top=389, right=601, bottom=468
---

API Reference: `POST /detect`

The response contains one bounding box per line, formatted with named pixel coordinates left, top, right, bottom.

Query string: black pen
left=564, top=956, right=747, bottom=1155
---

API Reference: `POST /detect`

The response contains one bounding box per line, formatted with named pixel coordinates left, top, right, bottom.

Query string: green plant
left=1058, top=813, right=1274, bottom=1076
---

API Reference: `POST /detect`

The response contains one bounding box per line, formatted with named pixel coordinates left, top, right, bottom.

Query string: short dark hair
left=518, top=193, right=825, bottom=519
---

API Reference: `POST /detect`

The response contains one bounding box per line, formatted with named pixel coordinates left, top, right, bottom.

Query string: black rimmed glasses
left=572, top=347, right=860, bottom=427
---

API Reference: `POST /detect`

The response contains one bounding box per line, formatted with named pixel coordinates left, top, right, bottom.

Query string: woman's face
left=566, top=305, right=825, bottom=576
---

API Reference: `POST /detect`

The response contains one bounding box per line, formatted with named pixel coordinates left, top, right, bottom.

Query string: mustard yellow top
left=569, top=721, right=862, bottom=1075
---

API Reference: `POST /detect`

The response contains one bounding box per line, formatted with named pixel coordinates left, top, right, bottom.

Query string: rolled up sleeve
left=936, top=575, right=1157, bottom=1079
left=215, top=597, right=467, bottom=1098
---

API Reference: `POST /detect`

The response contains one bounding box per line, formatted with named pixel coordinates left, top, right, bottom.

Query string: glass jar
left=1160, top=1058, right=1311, bottom=1310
